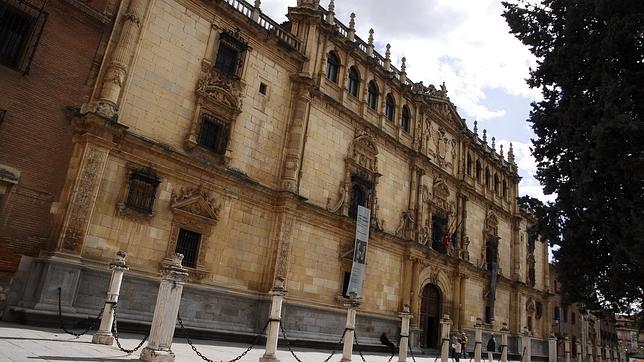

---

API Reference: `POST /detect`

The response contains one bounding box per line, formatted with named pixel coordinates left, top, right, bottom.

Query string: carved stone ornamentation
left=59, top=146, right=109, bottom=253
left=196, top=71, right=244, bottom=113
left=395, top=210, right=416, bottom=240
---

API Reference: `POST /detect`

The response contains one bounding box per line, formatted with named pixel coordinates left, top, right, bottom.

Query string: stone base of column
left=91, top=332, right=114, bottom=345
left=139, top=347, right=175, bottom=362
left=259, top=355, right=280, bottom=362
left=340, top=358, right=352, bottom=362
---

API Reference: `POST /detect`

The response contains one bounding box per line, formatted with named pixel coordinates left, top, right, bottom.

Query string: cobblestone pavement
left=0, top=321, right=442, bottom=361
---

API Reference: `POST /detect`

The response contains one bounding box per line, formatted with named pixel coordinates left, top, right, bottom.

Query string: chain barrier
left=520, top=346, right=527, bottom=362
left=278, top=320, right=303, bottom=362
left=57, top=287, right=103, bottom=337
left=435, top=339, right=448, bottom=362
left=352, top=330, right=368, bottom=362
left=408, top=337, right=418, bottom=362
left=177, top=313, right=269, bottom=362
left=469, top=341, right=482, bottom=362
left=322, top=327, right=349, bottom=362
left=111, top=304, right=149, bottom=354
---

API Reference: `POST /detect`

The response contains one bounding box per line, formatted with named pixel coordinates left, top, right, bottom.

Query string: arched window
left=485, top=167, right=491, bottom=188
left=502, top=180, right=508, bottom=199
left=475, top=160, right=482, bottom=182
left=494, top=173, right=500, bottom=194
left=385, top=94, right=395, bottom=122
left=326, top=51, right=340, bottom=83
left=467, top=154, right=473, bottom=176
left=347, top=66, right=360, bottom=97
left=401, top=106, right=411, bottom=133
left=367, top=81, right=379, bottom=110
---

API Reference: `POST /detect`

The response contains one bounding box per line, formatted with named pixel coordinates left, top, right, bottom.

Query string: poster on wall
left=347, top=206, right=371, bottom=298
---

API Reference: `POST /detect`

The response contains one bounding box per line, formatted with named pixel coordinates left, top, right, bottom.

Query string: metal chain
left=408, top=337, right=417, bottom=362
left=520, top=346, right=527, bottom=362
left=322, top=328, right=349, bottom=362
left=469, top=341, right=482, bottom=362
left=352, top=330, right=368, bottom=362
left=111, top=304, right=149, bottom=354
left=278, top=320, right=303, bottom=362
left=177, top=313, right=269, bottom=362
left=435, top=339, right=448, bottom=362
left=57, top=287, right=103, bottom=337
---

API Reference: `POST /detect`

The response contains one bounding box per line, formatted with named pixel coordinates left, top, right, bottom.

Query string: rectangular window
left=175, top=228, right=201, bottom=268
left=214, top=43, right=238, bottom=76
left=198, top=113, right=229, bottom=155
left=0, top=0, right=47, bottom=73
left=125, top=168, right=160, bottom=213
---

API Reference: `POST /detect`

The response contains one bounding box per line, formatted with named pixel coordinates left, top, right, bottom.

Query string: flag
left=442, top=218, right=457, bottom=249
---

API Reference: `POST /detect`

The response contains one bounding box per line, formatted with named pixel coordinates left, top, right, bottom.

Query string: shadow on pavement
left=0, top=336, right=93, bottom=344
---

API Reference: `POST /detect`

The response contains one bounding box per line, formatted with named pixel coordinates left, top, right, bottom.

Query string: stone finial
left=400, top=57, right=407, bottom=84
left=508, top=143, right=516, bottom=164
left=500, top=144, right=504, bottom=159
left=110, top=250, right=129, bottom=269
left=384, top=44, right=392, bottom=71
left=473, top=120, right=478, bottom=135
left=251, top=0, right=261, bottom=21
left=483, top=129, right=488, bottom=143
left=367, top=29, right=374, bottom=57
left=171, top=253, right=185, bottom=267
left=347, top=13, right=356, bottom=41
left=254, top=0, right=261, bottom=8
left=402, top=304, right=411, bottom=314
left=492, top=136, right=496, bottom=150
left=325, top=0, right=335, bottom=24
left=296, top=0, right=320, bottom=8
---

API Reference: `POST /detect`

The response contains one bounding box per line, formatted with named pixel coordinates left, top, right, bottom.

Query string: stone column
left=140, top=254, right=188, bottom=362
left=398, top=305, right=413, bottom=362
left=475, top=318, right=483, bottom=362
left=440, top=314, right=452, bottom=362
left=576, top=340, right=582, bottom=362
left=340, top=295, right=361, bottom=362
left=549, top=334, right=558, bottom=362
left=260, top=278, right=288, bottom=362
left=500, top=322, right=509, bottom=362
left=596, top=346, right=603, bottom=362
left=280, top=79, right=312, bottom=193
left=564, top=337, right=571, bottom=362
left=522, top=327, right=532, bottom=362
left=588, top=341, right=594, bottom=362
left=92, top=251, right=129, bottom=345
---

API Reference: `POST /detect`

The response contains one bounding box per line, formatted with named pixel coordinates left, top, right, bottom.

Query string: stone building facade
left=4, top=0, right=556, bottom=354
left=0, top=0, right=115, bottom=313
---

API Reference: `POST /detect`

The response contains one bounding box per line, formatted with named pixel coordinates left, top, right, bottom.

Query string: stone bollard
left=140, top=254, right=188, bottom=362
left=597, top=346, right=603, bottom=362
left=564, top=337, right=571, bottom=362
left=588, top=342, right=594, bottom=362
left=440, top=314, right=452, bottom=362
left=475, top=318, right=483, bottom=362
left=500, top=322, right=509, bottom=362
left=522, top=327, right=532, bottom=362
left=549, top=334, right=557, bottom=362
left=259, top=277, right=287, bottom=362
left=398, top=304, right=413, bottom=362
left=92, top=251, right=129, bottom=345
left=576, top=340, right=582, bottom=362
left=340, top=293, right=361, bottom=362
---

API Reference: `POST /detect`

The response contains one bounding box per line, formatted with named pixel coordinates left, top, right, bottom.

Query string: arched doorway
left=420, top=284, right=441, bottom=348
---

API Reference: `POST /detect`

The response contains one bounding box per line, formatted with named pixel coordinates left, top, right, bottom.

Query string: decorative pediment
left=196, top=71, right=243, bottom=113
left=171, top=187, right=221, bottom=223
left=485, top=212, right=499, bottom=236
left=432, top=178, right=451, bottom=212
left=348, top=128, right=379, bottom=173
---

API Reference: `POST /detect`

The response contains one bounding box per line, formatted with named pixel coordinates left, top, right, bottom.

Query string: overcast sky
left=259, top=0, right=551, bottom=201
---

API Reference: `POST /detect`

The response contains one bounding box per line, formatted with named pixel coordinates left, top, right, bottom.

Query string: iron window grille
left=175, top=228, right=201, bottom=268
left=213, top=29, right=247, bottom=78
left=125, top=167, right=160, bottom=214
left=0, top=0, right=47, bottom=74
left=198, top=113, right=230, bottom=155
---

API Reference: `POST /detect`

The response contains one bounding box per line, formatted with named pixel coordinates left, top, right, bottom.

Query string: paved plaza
left=0, top=321, right=441, bottom=362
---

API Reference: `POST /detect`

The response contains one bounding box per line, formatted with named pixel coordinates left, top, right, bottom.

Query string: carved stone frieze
left=171, top=187, right=221, bottom=222
left=196, top=71, right=244, bottom=113
left=395, top=210, right=416, bottom=240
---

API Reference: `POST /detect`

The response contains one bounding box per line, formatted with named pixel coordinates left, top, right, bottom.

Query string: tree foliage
left=503, top=0, right=644, bottom=314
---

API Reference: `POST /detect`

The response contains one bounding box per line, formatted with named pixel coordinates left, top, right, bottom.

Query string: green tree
left=503, top=0, right=644, bottom=313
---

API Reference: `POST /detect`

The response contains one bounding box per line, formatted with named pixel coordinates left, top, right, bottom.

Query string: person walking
left=487, top=335, right=497, bottom=362
left=454, top=337, right=463, bottom=362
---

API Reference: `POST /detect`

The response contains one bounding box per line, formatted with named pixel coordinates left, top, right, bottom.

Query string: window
left=494, top=173, right=500, bottom=194
left=125, top=167, right=161, bottom=213
left=467, top=154, right=473, bottom=176
left=475, top=160, right=482, bottom=182
left=326, top=51, right=340, bottom=83
left=175, top=228, right=201, bottom=268
left=431, top=213, right=448, bottom=254
left=485, top=167, right=491, bottom=188
left=401, top=106, right=410, bottom=133
left=563, top=306, right=568, bottom=322
left=348, top=174, right=372, bottom=219
left=367, top=81, right=379, bottom=110
left=259, top=82, right=267, bottom=95
left=554, top=306, right=561, bottom=321
left=213, top=30, right=247, bottom=78
left=0, top=0, right=47, bottom=74
left=572, top=312, right=576, bottom=325
left=347, top=66, right=360, bottom=97
left=485, top=236, right=498, bottom=271
left=385, top=94, right=395, bottom=122
left=341, top=271, right=351, bottom=297
left=502, top=180, right=508, bottom=199
left=198, top=113, right=229, bottom=155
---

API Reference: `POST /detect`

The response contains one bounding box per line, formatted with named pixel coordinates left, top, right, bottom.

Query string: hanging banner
left=347, top=206, right=371, bottom=298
